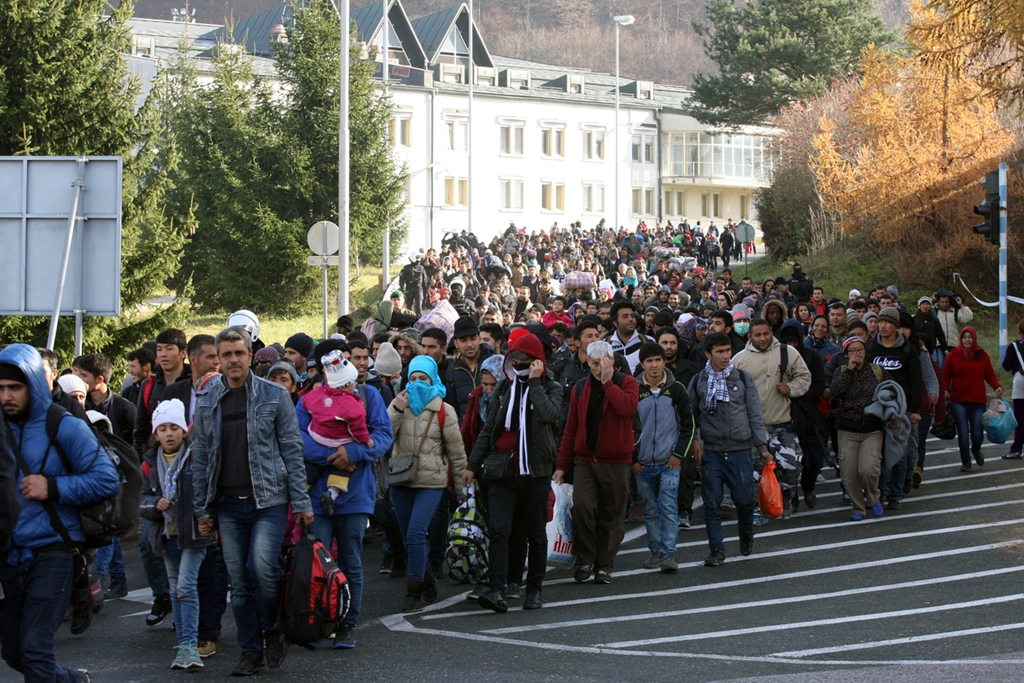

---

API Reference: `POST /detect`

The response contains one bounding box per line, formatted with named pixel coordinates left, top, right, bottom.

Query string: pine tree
left=0, top=0, right=187, bottom=363
left=689, top=0, right=893, bottom=127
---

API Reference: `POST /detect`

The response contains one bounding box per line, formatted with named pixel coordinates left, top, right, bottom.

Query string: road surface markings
left=770, top=622, right=1024, bottom=658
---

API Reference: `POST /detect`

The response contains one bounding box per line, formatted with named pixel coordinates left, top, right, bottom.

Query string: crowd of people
left=1, top=218, right=1018, bottom=681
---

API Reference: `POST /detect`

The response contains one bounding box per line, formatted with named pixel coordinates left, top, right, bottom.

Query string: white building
left=127, top=1, right=773, bottom=250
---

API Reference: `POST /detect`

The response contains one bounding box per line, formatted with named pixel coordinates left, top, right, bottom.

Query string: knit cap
left=151, top=398, right=188, bottom=433
left=321, top=350, right=358, bottom=389
left=374, top=342, right=403, bottom=377
left=284, top=333, right=315, bottom=361
left=878, top=306, right=901, bottom=326
left=58, top=374, right=88, bottom=397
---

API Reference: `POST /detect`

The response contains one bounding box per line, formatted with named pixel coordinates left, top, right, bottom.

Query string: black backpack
left=280, top=531, right=350, bottom=648
left=45, top=404, right=143, bottom=548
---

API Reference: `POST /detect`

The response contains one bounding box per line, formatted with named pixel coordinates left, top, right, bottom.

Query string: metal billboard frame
left=0, top=156, right=123, bottom=352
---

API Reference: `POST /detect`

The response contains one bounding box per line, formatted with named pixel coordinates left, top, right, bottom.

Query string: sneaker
left=380, top=555, right=394, bottom=574
left=739, top=531, right=754, bottom=557
left=171, top=644, right=188, bottom=669
left=197, top=640, right=216, bottom=658
left=960, top=464, right=972, bottom=472
left=678, top=510, right=691, bottom=529
left=523, top=590, right=543, bottom=610
left=104, top=576, right=128, bottom=600
left=752, top=511, right=770, bottom=526
left=704, top=550, right=725, bottom=567
left=574, top=564, right=593, bottom=583
left=912, top=467, right=923, bottom=488
left=505, top=582, right=522, bottom=599
left=1002, top=452, right=1023, bottom=460
left=183, top=641, right=204, bottom=669
left=320, top=491, right=336, bottom=517
left=332, top=623, right=356, bottom=650
left=902, top=478, right=913, bottom=495
left=974, top=451, right=985, bottom=467
left=781, top=506, right=793, bottom=520
left=467, top=583, right=485, bottom=601
left=887, top=499, right=902, bottom=511
left=850, top=512, right=865, bottom=521
left=477, top=588, right=508, bottom=614
left=642, top=552, right=661, bottom=569
left=231, top=651, right=265, bottom=677
left=870, top=500, right=884, bottom=518
left=720, top=502, right=734, bottom=520
left=146, top=596, right=172, bottom=627
left=263, top=629, right=287, bottom=670
left=660, top=556, right=678, bottom=573
left=593, top=571, right=612, bottom=585
left=804, top=491, right=817, bottom=509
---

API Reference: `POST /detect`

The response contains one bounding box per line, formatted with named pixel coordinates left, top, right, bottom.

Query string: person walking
left=942, top=327, right=1002, bottom=472
left=388, top=356, right=466, bottom=614
left=1000, top=318, right=1024, bottom=461
left=191, top=328, right=313, bottom=676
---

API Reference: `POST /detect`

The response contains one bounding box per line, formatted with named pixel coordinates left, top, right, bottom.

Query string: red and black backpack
left=280, top=531, right=350, bottom=648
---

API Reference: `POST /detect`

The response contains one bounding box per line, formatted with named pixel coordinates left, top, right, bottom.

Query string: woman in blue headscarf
left=387, top=355, right=467, bottom=614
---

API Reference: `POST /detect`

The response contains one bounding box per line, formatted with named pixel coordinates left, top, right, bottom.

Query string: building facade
left=127, top=0, right=773, bottom=250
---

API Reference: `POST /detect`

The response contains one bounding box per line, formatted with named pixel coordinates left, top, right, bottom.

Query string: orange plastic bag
left=758, top=460, right=783, bottom=518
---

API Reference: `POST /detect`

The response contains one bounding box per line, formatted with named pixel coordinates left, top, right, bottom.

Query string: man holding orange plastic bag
left=688, top=332, right=771, bottom=567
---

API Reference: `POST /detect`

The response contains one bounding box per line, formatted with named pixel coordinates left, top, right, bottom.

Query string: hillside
left=131, top=0, right=911, bottom=86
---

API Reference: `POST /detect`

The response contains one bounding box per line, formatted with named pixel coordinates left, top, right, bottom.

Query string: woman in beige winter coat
left=387, top=355, right=466, bottom=613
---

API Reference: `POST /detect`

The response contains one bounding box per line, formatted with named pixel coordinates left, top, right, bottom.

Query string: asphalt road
left=4, top=433, right=1024, bottom=683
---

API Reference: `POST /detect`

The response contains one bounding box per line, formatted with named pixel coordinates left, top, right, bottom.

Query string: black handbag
left=481, top=451, right=515, bottom=480
left=931, top=415, right=957, bottom=440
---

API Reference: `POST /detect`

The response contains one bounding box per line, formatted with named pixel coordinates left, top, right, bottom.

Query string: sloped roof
left=352, top=0, right=427, bottom=69
left=209, top=2, right=290, bottom=58
left=410, top=4, right=492, bottom=68
left=351, top=2, right=383, bottom=43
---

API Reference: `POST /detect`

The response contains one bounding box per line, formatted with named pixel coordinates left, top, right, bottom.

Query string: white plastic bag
left=546, top=482, right=575, bottom=568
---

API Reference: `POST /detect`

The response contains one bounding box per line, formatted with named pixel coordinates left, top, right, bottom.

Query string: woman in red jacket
left=942, top=326, right=1002, bottom=472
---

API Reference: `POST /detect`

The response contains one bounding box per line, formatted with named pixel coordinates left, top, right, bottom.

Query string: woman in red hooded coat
left=941, top=326, right=1002, bottom=471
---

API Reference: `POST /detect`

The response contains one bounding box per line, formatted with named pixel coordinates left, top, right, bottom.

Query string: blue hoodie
left=1, top=344, right=119, bottom=564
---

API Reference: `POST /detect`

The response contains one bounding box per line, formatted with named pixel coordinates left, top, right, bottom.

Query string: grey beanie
left=375, top=342, right=403, bottom=377
left=886, top=285, right=900, bottom=298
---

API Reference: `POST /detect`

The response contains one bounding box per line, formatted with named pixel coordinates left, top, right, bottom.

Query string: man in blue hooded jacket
left=0, top=344, right=119, bottom=683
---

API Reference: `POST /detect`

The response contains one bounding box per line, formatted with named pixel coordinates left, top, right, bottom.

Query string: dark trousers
left=486, top=476, right=550, bottom=593
left=375, top=493, right=407, bottom=561
left=573, top=461, right=630, bottom=572
left=798, top=425, right=826, bottom=494
left=197, top=545, right=229, bottom=642
left=675, top=455, right=700, bottom=514
left=1011, top=399, right=1024, bottom=454
left=0, top=551, right=84, bottom=683
left=428, top=489, right=454, bottom=568
left=140, top=518, right=170, bottom=599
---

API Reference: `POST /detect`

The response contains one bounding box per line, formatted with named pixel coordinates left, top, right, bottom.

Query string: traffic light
left=974, top=170, right=1001, bottom=246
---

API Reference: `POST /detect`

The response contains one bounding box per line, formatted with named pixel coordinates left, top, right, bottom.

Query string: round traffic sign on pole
left=307, top=221, right=340, bottom=256
left=736, top=222, right=757, bottom=244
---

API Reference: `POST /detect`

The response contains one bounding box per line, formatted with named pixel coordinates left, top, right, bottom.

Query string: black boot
left=422, top=565, right=438, bottom=605
left=402, top=579, right=424, bottom=613
left=390, top=554, right=408, bottom=579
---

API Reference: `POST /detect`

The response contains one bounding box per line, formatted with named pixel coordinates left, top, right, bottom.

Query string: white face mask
left=513, top=366, right=531, bottom=378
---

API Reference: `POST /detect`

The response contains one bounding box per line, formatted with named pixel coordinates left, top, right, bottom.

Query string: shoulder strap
left=142, top=375, right=157, bottom=412
left=413, top=410, right=436, bottom=458
left=4, top=420, right=76, bottom=550
left=872, top=365, right=883, bottom=382
left=1013, top=341, right=1024, bottom=370
left=779, top=344, right=789, bottom=378
left=45, top=404, right=74, bottom=473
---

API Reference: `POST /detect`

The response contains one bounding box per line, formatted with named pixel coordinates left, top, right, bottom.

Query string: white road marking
left=771, top=622, right=1024, bottom=658
left=480, top=565, right=1024, bottom=635
left=618, top=496, right=1024, bottom=555
left=119, top=588, right=156, bottom=604
left=598, top=593, right=1024, bottom=649
left=418, top=540, right=1024, bottom=621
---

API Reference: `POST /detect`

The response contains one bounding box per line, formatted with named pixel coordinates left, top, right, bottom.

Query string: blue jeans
left=310, top=513, right=368, bottom=628
left=636, top=464, right=680, bottom=559
left=952, top=401, right=986, bottom=467
left=216, top=496, right=288, bottom=653
left=162, top=537, right=209, bottom=644
left=390, top=487, right=443, bottom=581
left=95, top=536, right=125, bottom=580
left=0, top=551, right=85, bottom=683
left=700, top=450, right=755, bottom=553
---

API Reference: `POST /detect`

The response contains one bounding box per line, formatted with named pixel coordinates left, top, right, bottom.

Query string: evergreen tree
left=0, top=0, right=187, bottom=363
left=276, top=0, right=408, bottom=269
left=689, top=0, right=893, bottom=127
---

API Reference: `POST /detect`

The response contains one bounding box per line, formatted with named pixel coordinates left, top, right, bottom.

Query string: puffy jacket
left=467, top=335, right=563, bottom=478
left=688, top=366, right=769, bottom=454
left=298, top=382, right=393, bottom=516
left=942, top=327, right=1000, bottom=404
left=387, top=397, right=466, bottom=488
left=140, top=441, right=215, bottom=553
left=635, top=370, right=695, bottom=466
left=0, top=434, right=19, bottom=551
left=935, top=304, right=972, bottom=351
left=191, top=373, right=312, bottom=518
left=733, top=337, right=811, bottom=426
left=557, top=371, right=639, bottom=469
left=1, top=344, right=119, bottom=564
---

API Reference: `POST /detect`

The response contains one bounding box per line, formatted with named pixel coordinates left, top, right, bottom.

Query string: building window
left=701, top=192, right=709, bottom=217
left=631, top=136, right=641, bottom=162
left=391, top=116, right=411, bottom=147
left=541, top=181, right=565, bottom=211
left=676, top=191, right=685, bottom=216
left=582, top=183, right=605, bottom=212
left=443, top=177, right=468, bottom=207
left=644, top=188, right=655, bottom=216
left=740, top=194, right=749, bottom=220
left=644, top=136, right=654, bottom=164
left=500, top=123, right=524, bottom=156
left=582, top=130, right=606, bottom=161
left=632, top=188, right=642, bottom=215
left=446, top=120, right=468, bottom=151
left=664, top=190, right=673, bottom=216
left=669, top=132, right=773, bottom=180
left=500, top=178, right=524, bottom=210
left=541, top=127, right=565, bottom=158
left=712, top=192, right=721, bottom=218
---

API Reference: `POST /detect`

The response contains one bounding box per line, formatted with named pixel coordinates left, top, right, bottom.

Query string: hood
left=0, top=344, right=53, bottom=422
left=779, top=319, right=804, bottom=344
left=956, top=325, right=982, bottom=357
left=504, top=332, right=545, bottom=381
left=480, top=354, right=505, bottom=380
left=745, top=335, right=781, bottom=355
left=373, top=300, right=394, bottom=327
left=763, top=299, right=788, bottom=324
left=407, top=355, right=445, bottom=397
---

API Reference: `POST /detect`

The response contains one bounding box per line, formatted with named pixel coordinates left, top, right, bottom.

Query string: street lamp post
left=339, top=0, right=351, bottom=314
left=612, top=15, right=634, bottom=232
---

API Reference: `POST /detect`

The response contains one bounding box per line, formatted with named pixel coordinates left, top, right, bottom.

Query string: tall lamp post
left=612, top=15, right=634, bottom=232
left=339, top=0, right=351, bottom=314
left=382, top=0, right=390, bottom=286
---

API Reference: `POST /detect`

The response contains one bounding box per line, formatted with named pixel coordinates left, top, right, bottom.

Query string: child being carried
left=304, top=350, right=374, bottom=515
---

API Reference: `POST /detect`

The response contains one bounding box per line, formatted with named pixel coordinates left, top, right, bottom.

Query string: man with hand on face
left=191, top=328, right=313, bottom=676
left=688, top=332, right=770, bottom=567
